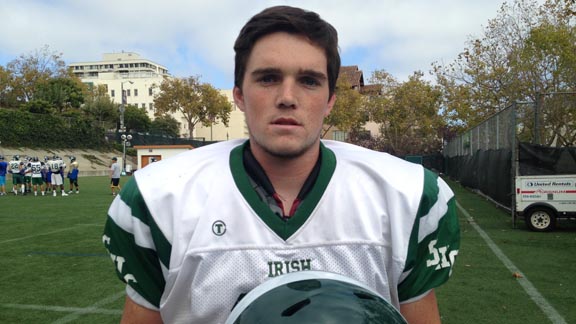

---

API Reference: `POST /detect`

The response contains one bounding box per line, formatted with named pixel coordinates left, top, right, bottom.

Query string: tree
left=123, top=105, right=151, bottom=133
left=433, top=0, right=576, bottom=133
left=154, top=76, right=232, bottom=139
left=0, top=66, right=17, bottom=108
left=34, top=77, right=85, bottom=112
left=367, top=71, right=444, bottom=156
left=82, top=84, right=118, bottom=130
left=6, top=45, right=69, bottom=104
left=322, top=77, right=366, bottom=138
left=150, top=114, right=180, bottom=138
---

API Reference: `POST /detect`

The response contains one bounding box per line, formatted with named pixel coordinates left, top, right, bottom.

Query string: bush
left=0, top=108, right=110, bottom=149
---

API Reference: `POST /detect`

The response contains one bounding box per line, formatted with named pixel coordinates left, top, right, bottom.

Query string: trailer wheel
left=525, top=207, right=556, bottom=232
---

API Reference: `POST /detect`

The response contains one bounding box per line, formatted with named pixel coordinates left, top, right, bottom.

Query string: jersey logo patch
left=426, top=239, right=458, bottom=271
left=212, top=220, right=227, bottom=236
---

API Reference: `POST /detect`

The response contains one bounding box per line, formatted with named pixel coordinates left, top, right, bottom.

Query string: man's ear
left=233, top=86, right=245, bottom=112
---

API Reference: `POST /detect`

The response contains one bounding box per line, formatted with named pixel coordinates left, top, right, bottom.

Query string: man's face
left=234, top=32, right=336, bottom=159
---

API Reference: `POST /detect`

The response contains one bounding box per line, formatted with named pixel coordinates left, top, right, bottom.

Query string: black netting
left=445, top=149, right=512, bottom=207
left=518, top=142, right=576, bottom=175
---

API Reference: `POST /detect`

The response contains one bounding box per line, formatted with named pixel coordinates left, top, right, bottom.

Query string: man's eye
left=257, top=75, right=279, bottom=84
left=300, top=77, right=321, bottom=87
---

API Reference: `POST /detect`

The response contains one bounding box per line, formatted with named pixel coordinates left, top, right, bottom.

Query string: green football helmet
left=226, top=271, right=407, bottom=324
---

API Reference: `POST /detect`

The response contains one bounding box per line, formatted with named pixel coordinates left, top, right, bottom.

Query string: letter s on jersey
left=426, top=240, right=458, bottom=274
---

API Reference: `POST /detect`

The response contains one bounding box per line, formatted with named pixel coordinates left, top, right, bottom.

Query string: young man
left=109, top=157, right=121, bottom=196
left=47, top=156, right=68, bottom=197
left=67, top=156, right=79, bottom=194
left=0, top=155, right=7, bottom=196
left=103, top=6, right=459, bottom=324
left=29, top=156, right=45, bottom=196
left=8, top=156, right=24, bottom=195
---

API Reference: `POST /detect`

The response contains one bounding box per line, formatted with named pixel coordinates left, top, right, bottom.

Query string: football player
left=47, top=155, right=68, bottom=197
left=103, top=6, right=460, bottom=324
left=29, top=157, right=45, bottom=196
left=8, top=155, right=24, bottom=195
left=67, top=156, right=80, bottom=194
left=0, top=155, right=8, bottom=196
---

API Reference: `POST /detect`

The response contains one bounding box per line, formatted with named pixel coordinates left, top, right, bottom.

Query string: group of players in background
left=0, top=155, right=79, bottom=197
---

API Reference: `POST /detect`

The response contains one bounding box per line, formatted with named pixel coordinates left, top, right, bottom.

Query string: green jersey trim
left=118, top=178, right=172, bottom=269
left=398, top=170, right=460, bottom=301
left=230, top=142, right=336, bottom=240
left=103, top=177, right=172, bottom=308
left=104, top=218, right=166, bottom=307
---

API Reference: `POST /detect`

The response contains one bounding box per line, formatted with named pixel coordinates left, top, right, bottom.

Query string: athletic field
left=0, top=176, right=574, bottom=323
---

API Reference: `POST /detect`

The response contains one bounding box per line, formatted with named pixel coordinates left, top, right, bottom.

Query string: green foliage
left=0, top=108, right=109, bottom=149
left=21, top=99, right=54, bottom=114
left=5, top=45, right=69, bottom=104
left=150, top=114, right=180, bottom=137
left=433, top=0, right=576, bottom=133
left=123, top=104, right=151, bottom=133
left=82, top=84, right=118, bottom=130
left=323, top=77, right=366, bottom=137
left=365, top=71, right=444, bottom=155
left=34, top=77, right=85, bottom=112
left=154, top=76, right=232, bottom=139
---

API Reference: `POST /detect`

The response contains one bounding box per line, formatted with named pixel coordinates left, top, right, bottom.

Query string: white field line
left=50, top=291, right=125, bottom=324
left=457, top=202, right=567, bottom=324
left=0, top=224, right=101, bottom=245
left=0, top=303, right=122, bottom=315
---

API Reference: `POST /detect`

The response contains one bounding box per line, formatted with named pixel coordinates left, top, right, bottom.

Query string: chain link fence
left=444, top=93, right=576, bottom=210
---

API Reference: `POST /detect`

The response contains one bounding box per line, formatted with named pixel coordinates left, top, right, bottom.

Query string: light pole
left=121, top=134, right=132, bottom=175
left=119, top=80, right=134, bottom=133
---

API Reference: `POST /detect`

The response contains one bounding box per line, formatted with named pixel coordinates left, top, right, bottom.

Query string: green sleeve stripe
left=404, top=168, right=439, bottom=271
left=399, top=170, right=460, bottom=301
left=118, top=177, right=172, bottom=268
left=103, top=217, right=166, bottom=307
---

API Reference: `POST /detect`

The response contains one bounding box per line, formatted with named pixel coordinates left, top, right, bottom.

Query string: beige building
left=69, top=52, right=249, bottom=140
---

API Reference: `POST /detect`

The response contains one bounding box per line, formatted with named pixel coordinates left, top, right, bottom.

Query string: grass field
left=0, top=176, right=574, bottom=323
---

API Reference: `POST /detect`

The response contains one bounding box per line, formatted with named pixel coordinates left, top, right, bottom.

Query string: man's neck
left=250, top=143, right=321, bottom=205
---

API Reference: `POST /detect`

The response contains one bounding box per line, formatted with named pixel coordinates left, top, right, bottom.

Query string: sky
left=0, top=0, right=543, bottom=90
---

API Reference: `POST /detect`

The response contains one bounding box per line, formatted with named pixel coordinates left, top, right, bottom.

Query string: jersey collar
left=230, top=141, right=336, bottom=240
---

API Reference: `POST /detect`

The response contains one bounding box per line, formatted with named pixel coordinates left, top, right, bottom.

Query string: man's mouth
left=272, top=118, right=299, bottom=126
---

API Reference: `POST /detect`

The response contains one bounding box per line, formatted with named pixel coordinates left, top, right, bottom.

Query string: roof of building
left=339, top=65, right=364, bottom=89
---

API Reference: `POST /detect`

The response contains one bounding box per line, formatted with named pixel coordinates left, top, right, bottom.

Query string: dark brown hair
left=234, top=6, right=340, bottom=97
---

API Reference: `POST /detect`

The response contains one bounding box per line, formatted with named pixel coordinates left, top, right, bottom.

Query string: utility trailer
left=515, top=175, right=576, bottom=231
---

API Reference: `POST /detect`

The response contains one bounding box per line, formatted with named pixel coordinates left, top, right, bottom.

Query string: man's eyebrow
left=299, top=69, right=327, bottom=80
left=250, top=68, right=327, bottom=80
left=250, top=67, right=281, bottom=77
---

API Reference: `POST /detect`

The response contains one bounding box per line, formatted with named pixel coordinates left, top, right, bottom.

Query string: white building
left=69, top=52, right=248, bottom=140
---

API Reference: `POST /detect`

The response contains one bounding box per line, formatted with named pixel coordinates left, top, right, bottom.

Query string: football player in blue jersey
left=0, top=155, right=8, bottom=196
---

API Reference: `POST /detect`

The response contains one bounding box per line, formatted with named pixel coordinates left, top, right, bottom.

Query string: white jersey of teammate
left=9, top=160, right=21, bottom=174
left=29, top=161, right=44, bottom=178
left=103, top=139, right=460, bottom=323
left=48, top=159, right=66, bottom=186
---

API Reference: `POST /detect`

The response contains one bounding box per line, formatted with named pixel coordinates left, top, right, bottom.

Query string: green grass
left=0, top=176, right=125, bottom=324
left=0, top=176, right=574, bottom=323
left=437, top=178, right=576, bottom=324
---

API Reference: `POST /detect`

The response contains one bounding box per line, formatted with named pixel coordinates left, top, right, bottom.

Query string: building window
left=127, top=89, right=131, bottom=96
left=134, top=89, right=138, bottom=97
left=333, top=130, right=348, bottom=142
left=149, top=103, right=154, bottom=110
left=142, top=103, right=145, bottom=108
left=149, top=87, right=153, bottom=96
left=111, top=90, right=115, bottom=97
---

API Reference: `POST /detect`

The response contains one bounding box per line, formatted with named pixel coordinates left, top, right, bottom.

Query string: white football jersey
left=103, top=139, right=459, bottom=323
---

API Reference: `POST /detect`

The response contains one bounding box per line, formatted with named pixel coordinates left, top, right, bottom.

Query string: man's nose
left=276, top=80, right=298, bottom=109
